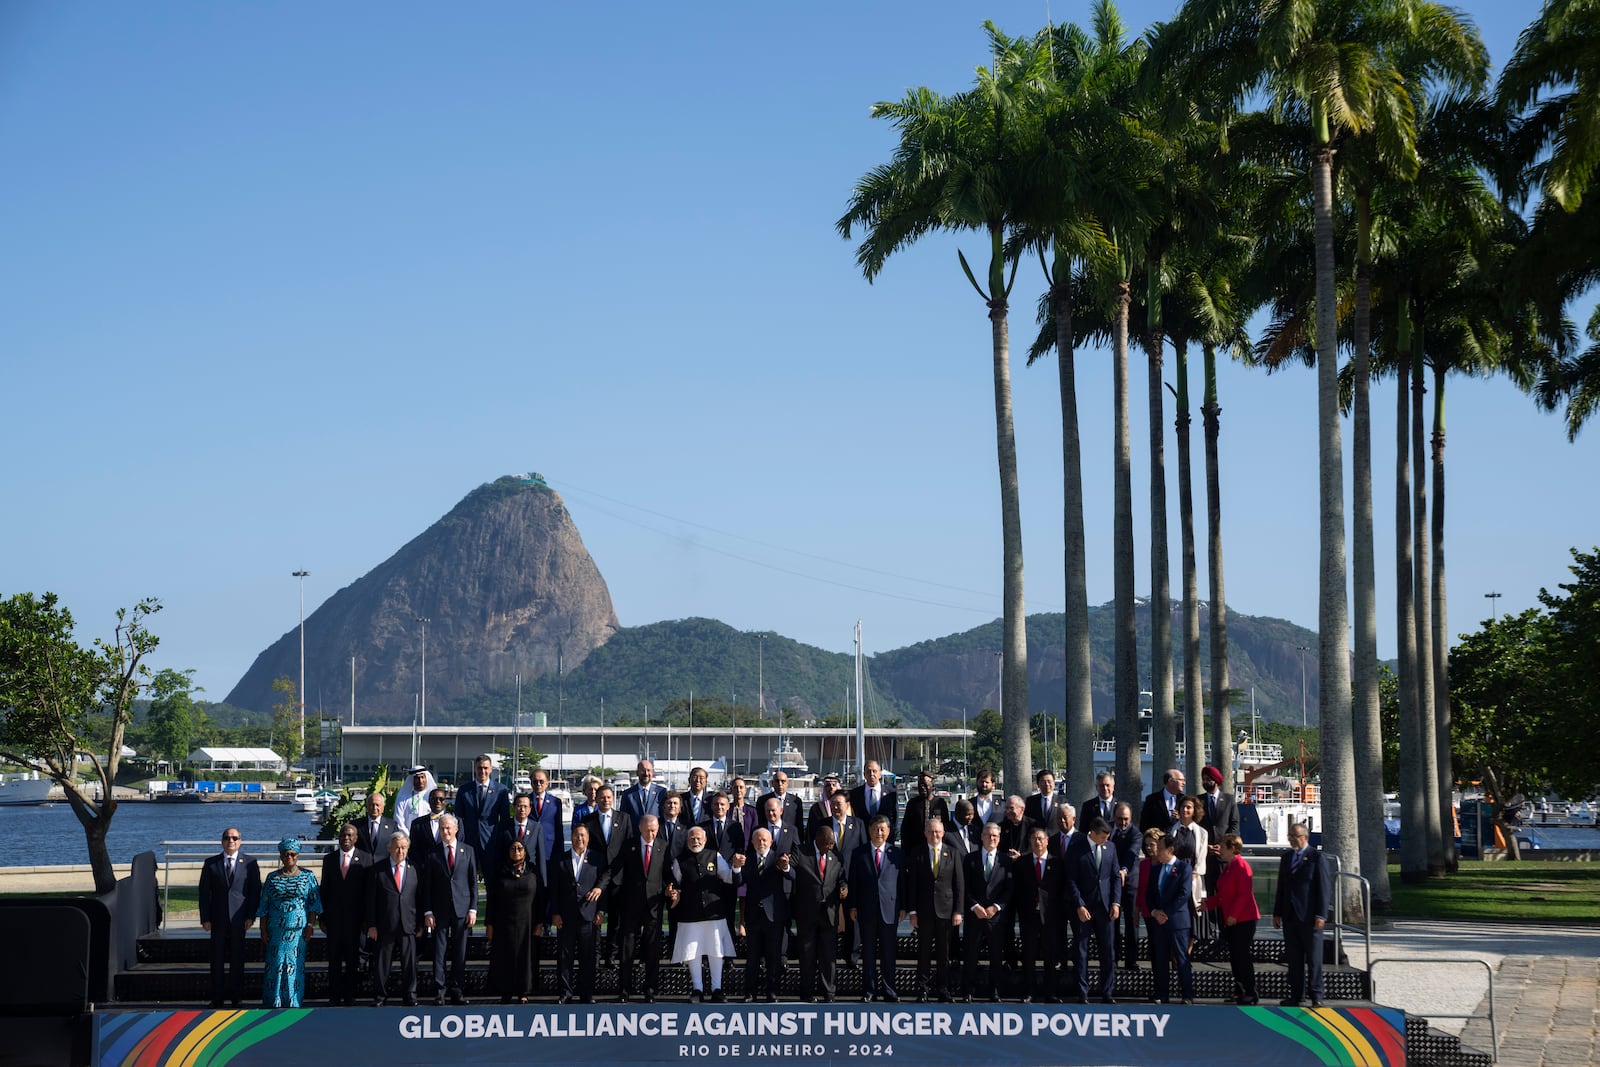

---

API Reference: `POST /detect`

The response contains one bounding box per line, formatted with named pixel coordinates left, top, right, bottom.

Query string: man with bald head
left=735, top=826, right=793, bottom=1002
left=1140, top=768, right=1188, bottom=832
left=618, top=814, right=671, bottom=1002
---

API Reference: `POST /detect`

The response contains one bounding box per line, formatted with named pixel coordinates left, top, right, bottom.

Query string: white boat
left=762, top=745, right=819, bottom=802
left=291, top=787, right=318, bottom=813
left=0, top=772, right=53, bottom=806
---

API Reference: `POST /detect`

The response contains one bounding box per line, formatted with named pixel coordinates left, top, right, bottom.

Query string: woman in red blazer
left=1134, top=828, right=1162, bottom=922
left=1201, top=833, right=1260, bottom=1004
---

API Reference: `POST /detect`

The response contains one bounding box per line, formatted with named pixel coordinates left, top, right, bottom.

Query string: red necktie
left=394, top=864, right=403, bottom=891
left=875, top=850, right=882, bottom=873
left=820, top=853, right=826, bottom=879
left=447, top=846, right=455, bottom=873
left=536, top=796, right=543, bottom=818
left=644, top=844, right=652, bottom=870
left=340, top=853, right=349, bottom=876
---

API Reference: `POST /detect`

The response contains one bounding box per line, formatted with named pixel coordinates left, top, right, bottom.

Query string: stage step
left=1404, top=1014, right=1493, bottom=1067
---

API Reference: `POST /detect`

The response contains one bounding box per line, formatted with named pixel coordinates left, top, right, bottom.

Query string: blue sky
left=2, top=2, right=1591, bottom=717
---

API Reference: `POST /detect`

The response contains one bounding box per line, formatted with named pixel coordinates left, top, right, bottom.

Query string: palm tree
left=838, top=23, right=1052, bottom=793
left=1499, top=0, right=1600, bottom=212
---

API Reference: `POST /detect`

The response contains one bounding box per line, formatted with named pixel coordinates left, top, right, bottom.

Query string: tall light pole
left=1295, top=644, right=1310, bottom=729
left=757, top=633, right=766, bottom=721
left=416, top=616, right=430, bottom=728
left=1485, top=591, right=1503, bottom=617
left=292, top=570, right=309, bottom=761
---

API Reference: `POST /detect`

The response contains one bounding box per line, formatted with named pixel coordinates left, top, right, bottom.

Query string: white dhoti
left=671, top=919, right=735, bottom=963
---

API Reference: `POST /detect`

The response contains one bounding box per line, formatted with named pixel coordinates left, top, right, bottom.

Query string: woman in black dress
left=487, top=839, right=544, bottom=1003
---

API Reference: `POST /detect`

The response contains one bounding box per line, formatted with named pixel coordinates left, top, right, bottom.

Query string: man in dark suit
left=1079, top=770, right=1123, bottom=829
left=962, top=822, right=1011, bottom=1002
left=968, top=767, right=1003, bottom=826
left=735, top=826, right=793, bottom=1002
left=493, top=793, right=547, bottom=882
left=580, top=785, right=633, bottom=965
left=658, top=794, right=688, bottom=860
left=902, top=770, right=951, bottom=864
left=456, top=754, right=509, bottom=876
left=1109, top=802, right=1143, bottom=970
left=805, top=774, right=843, bottom=840
left=821, top=790, right=865, bottom=864
left=907, top=820, right=964, bottom=1002
left=1013, top=827, right=1065, bottom=1002
left=757, top=771, right=805, bottom=836
left=1148, top=834, right=1195, bottom=1004
left=1139, top=767, right=1188, bottom=833
left=422, top=814, right=478, bottom=1005
left=619, top=758, right=667, bottom=830
left=1066, top=817, right=1121, bottom=1003
left=618, top=814, right=672, bottom=1003
left=996, top=795, right=1036, bottom=858
left=1024, top=769, right=1060, bottom=830
left=848, top=761, right=897, bottom=842
left=948, top=800, right=981, bottom=856
left=551, top=822, right=605, bottom=1004
left=355, top=791, right=398, bottom=865
left=1272, top=823, right=1330, bottom=1007
left=198, top=826, right=260, bottom=1008
left=791, top=824, right=847, bottom=1002
left=408, top=786, right=450, bottom=869
left=701, top=790, right=745, bottom=863
left=1046, top=803, right=1079, bottom=864
left=527, top=768, right=563, bottom=865
left=756, top=796, right=797, bottom=857
left=318, top=821, right=368, bottom=1005
left=679, top=766, right=713, bottom=829
left=366, top=831, right=424, bottom=1006
left=848, top=814, right=905, bottom=1002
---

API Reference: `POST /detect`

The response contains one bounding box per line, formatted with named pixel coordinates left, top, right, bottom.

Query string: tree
left=145, top=668, right=201, bottom=767
left=1499, top=0, right=1600, bottom=212
left=840, top=22, right=1051, bottom=792
left=0, top=594, right=162, bottom=893
left=270, top=676, right=303, bottom=768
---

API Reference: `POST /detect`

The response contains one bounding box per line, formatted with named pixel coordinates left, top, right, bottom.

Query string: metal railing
left=1371, top=956, right=1498, bottom=1061
left=158, top=839, right=337, bottom=931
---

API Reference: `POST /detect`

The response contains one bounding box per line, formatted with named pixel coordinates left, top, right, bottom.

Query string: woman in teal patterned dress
left=257, top=836, right=323, bottom=1007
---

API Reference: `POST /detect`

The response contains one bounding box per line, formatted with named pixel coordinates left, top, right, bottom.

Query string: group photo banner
left=95, top=1002, right=1407, bottom=1067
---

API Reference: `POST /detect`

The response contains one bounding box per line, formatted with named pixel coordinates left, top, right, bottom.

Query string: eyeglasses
left=223, top=835, right=240, bottom=841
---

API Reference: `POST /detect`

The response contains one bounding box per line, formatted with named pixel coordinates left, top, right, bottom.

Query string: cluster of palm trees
left=839, top=0, right=1597, bottom=908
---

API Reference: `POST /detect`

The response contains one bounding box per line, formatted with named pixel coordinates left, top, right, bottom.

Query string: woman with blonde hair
left=1202, top=833, right=1260, bottom=1004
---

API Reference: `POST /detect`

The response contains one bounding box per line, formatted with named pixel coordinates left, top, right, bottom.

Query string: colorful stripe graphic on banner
left=97, top=1009, right=314, bottom=1067
left=1240, top=1004, right=1404, bottom=1066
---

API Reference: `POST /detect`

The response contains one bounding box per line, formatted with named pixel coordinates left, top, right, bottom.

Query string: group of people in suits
left=198, top=755, right=1331, bottom=1011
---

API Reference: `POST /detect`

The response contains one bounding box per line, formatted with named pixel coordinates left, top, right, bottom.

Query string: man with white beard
left=668, top=826, right=736, bottom=1003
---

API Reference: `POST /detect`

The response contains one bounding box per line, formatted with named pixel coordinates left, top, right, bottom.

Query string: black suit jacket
left=618, top=834, right=673, bottom=919
left=409, top=813, right=446, bottom=868
left=907, top=840, right=964, bottom=921
left=902, top=794, right=952, bottom=850
left=580, top=808, right=633, bottom=884
left=551, top=848, right=605, bottom=924
left=848, top=784, right=898, bottom=840
left=963, top=848, right=1011, bottom=916
left=318, top=849, right=368, bottom=933
left=1012, top=850, right=1065, bottom=926
left=1199, top=790, right=1240, bottom=839
left=996, top=816, right=1039, bottom=857
left=423, top=842, right=479, bottom=924
left=968, top=792, right=1005, bottom=825
left=790, top=843, right=845, bottom=927
left=1139, top=789, right=1181, bottom=833
left=1273, top=847, right=1331, bottom=926
left=366, top=859, right=423, bottom=936
left=754, top=822, right=796, bottom=858
left=756, top=792, right=804, bottom=834
left=1079, top=794, right=1124, bottom=829
left=700, top=816, right=745, bottom=863
left=736, top=849, right=794, bottom=925
left=198, top=851, right=261, bottom=929
left=355, top=815, right=400, bottom=865
left=1024, top=790, right=1064, bottom=830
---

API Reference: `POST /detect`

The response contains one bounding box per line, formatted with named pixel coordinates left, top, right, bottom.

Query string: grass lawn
left=1383, top=861, right=1600, bottom=924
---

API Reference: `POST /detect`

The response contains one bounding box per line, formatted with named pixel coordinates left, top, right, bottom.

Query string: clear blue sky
left=2, top=2, right=1591, bottom=718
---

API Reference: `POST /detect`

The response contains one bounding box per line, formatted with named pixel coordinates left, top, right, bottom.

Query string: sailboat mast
left=854, top=621, right=865, bottom=781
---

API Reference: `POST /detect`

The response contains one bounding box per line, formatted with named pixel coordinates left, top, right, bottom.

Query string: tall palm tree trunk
left=1203, top=343, right=1232, bottom=792
left=1431, top=370, right=1455, bottom=872
left=1352, top=192, right=1391, bottom=907
left=1054, top=252, right=1095, bottom=803
left=991, top=278, right=1032, bottom=795
left=1411, top=334, right=1444, bottom=874
left=1147, top=308, right=1176, bottom=780
left=1395, top=299, right=1428, bottom=884
left=1174, top=338, right=1208, bottom=789
left=1114, top=276, right=1142, bottom=796
left=1312, top=142, right=1359, bottom=899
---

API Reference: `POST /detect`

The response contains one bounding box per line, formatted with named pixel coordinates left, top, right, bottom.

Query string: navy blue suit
left=1066, top=836, right=1120, bottom=1000
left=527, top=789, right=563, bottom=864
left=198, top=849, right=261, bottom=1006
left=1147, top=857, right=1194, bottom=1003
left=848, top=842, right=905, bottom=999
left=1012, top=849, right=1066, bottom=997
left=1273, top=846, right=1330, bottom=1003
left=618, top=782, right=667, bottom=828
left=455, top=781, right=509, bottom=875
left=424, top=842, right=478, bottom=998
left=366, top=858, right=425, bottom=1002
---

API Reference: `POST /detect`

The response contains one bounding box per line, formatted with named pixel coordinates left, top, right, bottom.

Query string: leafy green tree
left=145, top=668, right=201, bottom=766
left=270, top=676, right=303, bottom=768
left=0, top=594, right=163, bottom=892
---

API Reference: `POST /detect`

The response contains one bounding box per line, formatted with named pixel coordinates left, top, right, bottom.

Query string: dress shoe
left=517, top=997, right=529, bottom=1004
left=579, top=995, right=595, bottom=1004
left=989, top=992, right=1001, bottom=1003
left=559, top=995, right=573, bottom=1005
left=744, top=993, right=757, bottom=1003
left=1100, top=996, right=1116, bottom=1005
left=210, top=1000, right=223, bottom=1009
left=373, top=997, right=386, bottom=1008
left=1280, top=998, right=1303, bottom=1007
left=861, top=994, right=874, bottom=1003
left=762, top=994, right=777, bottom=1004
left=1180, top=997, right=1195, bottom=1005
left=918, top=994, right=930, bottom=1003
left=820, top=994, right=834, bottom=1003
left=1019, top=995, right=1032, bottom=1004
left=403, top=995, right=418, bottom=1007
left=643, top=993, right=655, bottom=1004
left=449, top=990, right=466, bottom=1005
left=1239, top=996, right=1259, bottom=1006
left=618, top=992, right=631, bottom=1003
left=1073, top=995, right=1089, bottom=1005
left=881, top=991, right=899, bottom=1003
left=800, top=995, right=815, bottom=1003
left=710, top=990, right=726, bottom=1003
left=689, top=990, right=703, bottom=1003
left=962, top=994, right=974, bottom=1004
left=434, top=993, right=445, bottom=1006
left=937, top=994, right=952, bottom=1003
left=1310, top=998, right=1324, bottom=1009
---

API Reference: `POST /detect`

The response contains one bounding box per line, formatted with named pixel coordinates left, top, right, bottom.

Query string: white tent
left=187, top=746, right=285, bottom=772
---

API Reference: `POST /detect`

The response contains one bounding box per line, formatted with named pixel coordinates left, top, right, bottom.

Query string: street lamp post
left=416, top=616, right=430, bottom=727
left=1485, top=591, right=1503, bottom=617
left=1295, top=644, right=1310, bottom=729
left=292, top=570, right=309, bottom=763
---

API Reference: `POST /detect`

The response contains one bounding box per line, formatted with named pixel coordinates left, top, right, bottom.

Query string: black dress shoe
left=434, top=993, right=445, bottom=1006
left=579, top=995, right=595, bottom=1004
left=800, top=995, right=815, bottom=1003
left=1280, top=998, right=1303, bottom=1007
left=1019, top=994, right=1032, bottom=1004
left=882, top=991, right=899, bottom=1003
left=962, top=994, right=974, bottom=1004
left=711, top=990, right=726, bottom=1003
left=403, top=995, right=418, bottom=1007
left=210, top=1000, right=223, bottom=1009
left=618, top=992, right=631, bottom=1003
left=1180, top=997, right=1195, bottom=1005
left=559, top=995, right=573, bottom=1005
left=374, top=997, right=386, bottom=1008
left=763, top=994, right=777, bottom=1004
left=689, top=990, right=703, bottom=1003
left=820, top=994, right=834, bottom=1003
left=1100, top=996, right=1116, bottom=1005
left=861, top=994, right=873, bottom=1003
left=1310, top=998, right=1324, bottom=1008
left=917, top=994, right=930, bottom=1003
left=989, top=992, right=1001, bottom=1003
left=643, top=993, right=655, bottom=1003
left=1073, top=994, right=1089, bottom=1004
left=449, top=990, right=466, bottom=1005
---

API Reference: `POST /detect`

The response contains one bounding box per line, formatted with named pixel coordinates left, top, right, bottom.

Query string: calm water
left=4, top=800, right=332, bottom=868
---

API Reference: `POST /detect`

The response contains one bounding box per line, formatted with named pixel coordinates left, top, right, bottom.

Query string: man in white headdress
left=395, top=765, right=438, bottom=828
